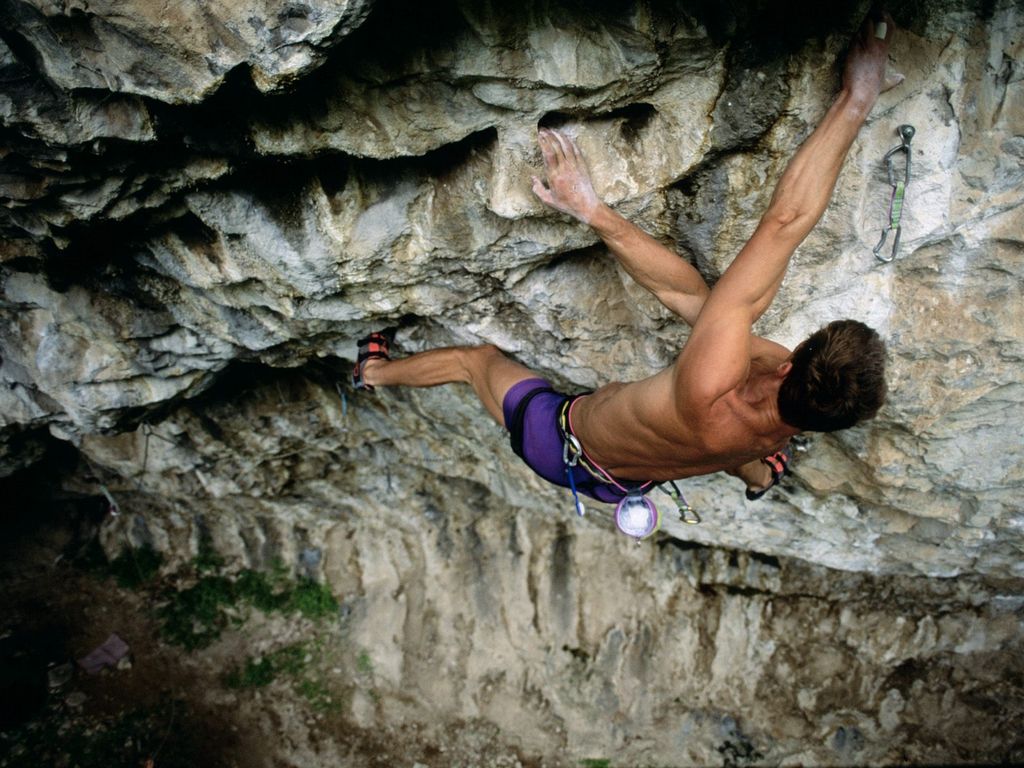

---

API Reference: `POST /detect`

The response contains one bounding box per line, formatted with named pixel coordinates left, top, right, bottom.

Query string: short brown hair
left=778, top=320, right=887, bottom=432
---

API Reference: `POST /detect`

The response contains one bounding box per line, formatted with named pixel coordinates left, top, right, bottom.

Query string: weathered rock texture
left=58, top=369, right=1020, bottom=765
left=2, top=0, right=1023, bottom=763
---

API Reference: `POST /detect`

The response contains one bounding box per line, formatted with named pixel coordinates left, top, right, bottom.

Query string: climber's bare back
left=569, top=336, right=795, bottom=481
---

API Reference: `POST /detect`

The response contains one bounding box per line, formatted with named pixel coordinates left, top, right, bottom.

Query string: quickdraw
left=873, top=124, right=915, bottom=263
left=663, top=479, right=701, bottom=525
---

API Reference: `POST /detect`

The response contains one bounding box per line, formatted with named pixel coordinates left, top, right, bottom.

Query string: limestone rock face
left=3, top=0, right=1022, bottom=579
left=1, top=0, right=1023, bottom=761
left=69, top=372, right=1024, bottom=765
left=1, top=0, right=373, bottom=101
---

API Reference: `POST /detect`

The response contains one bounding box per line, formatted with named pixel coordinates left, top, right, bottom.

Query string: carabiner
left=676, top=502, right=701, bottom=525
left=663, top=480, right=701, bottom=525
left=562, top=433, right=582, bottom=468
left=873, top=124, right=914, bottom=263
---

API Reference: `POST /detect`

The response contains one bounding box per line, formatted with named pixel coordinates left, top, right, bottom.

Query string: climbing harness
left=873, top=124, right=915, bottom=263
left=558, top=397, right=699, bottom=542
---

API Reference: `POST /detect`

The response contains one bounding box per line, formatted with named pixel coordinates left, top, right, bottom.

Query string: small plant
left=225, top=644, right=340, bottom=712
left=356, top=650, right=374, bottom=675
left=100, top=539, right=340, bottom=652
left=272, top=643, right=309, bottom=677
left=224, top=643, right=309, bottom=689
left=298, top=678, right=341, bottom=713
left=224, top=656, right=276, bottom=689
left=234, top=569, right=287, bottom=612
left=158, top=574, right=235, bottom=650
left=718, top=738, right=764, bottom=768
left=287, top=578, right=339, bottom=619
left=158, top=565, right=338, bottom=650
left=581, top=760, right=612, bottom=768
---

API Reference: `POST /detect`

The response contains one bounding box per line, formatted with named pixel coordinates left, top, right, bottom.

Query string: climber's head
left=777, top=319, right=887, bottom=432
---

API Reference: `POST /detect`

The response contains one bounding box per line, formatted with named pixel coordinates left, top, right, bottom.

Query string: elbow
left=760, top=206, right=815, bottom=246
left=762, top=205, right=803, bottom=230
left=658, top=287, right=710, bottom=324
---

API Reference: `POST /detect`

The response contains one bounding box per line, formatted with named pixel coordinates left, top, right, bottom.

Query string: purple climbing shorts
left=502, top=377, right=630, bottom=504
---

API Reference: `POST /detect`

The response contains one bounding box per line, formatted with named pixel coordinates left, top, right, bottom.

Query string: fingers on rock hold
left=531, top=176, right=552, bottom=203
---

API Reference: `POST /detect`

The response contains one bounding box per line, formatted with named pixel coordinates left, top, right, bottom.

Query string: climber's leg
left=360, top=344, right=536, bottom=427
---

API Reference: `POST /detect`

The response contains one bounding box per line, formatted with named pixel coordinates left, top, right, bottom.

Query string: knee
left=476, top=343, right=504, bottom=361
left=461, top=343, right=501, bottom=359
left=457, top=344, right=505, bottom=381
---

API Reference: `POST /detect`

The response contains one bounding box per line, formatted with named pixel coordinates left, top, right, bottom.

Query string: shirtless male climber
left=352, top=14, right=899, bottom=528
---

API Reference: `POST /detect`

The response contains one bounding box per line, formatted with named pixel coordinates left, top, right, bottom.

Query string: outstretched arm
left=678, top=13, right=901, bottom=400
left=532, top=129, right=710, bottom=326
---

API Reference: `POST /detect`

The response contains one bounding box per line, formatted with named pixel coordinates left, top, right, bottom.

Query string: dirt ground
left=0, top=497, right=544, bottom=768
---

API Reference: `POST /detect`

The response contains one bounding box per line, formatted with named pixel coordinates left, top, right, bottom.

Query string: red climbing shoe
left=745, top=446, right=792, bottom=501
left=352, top=330, right=393, bottom=392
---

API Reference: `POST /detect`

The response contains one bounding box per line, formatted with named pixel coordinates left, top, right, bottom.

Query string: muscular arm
left=587, top=204, right=710, bottom=325
left=532, top=128, right=790, bottom=491
left=532, top=129, right=710, bottom=326
left=678, top=14, right=898, bottom=401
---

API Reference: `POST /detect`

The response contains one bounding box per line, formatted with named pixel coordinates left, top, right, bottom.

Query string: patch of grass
left=287, top=578, right=339, bottom=619
left=158, top=575, right=235, bottom=650
left=271, top=643, right=309, bottom=677
left=224, top=643, right=308, bottom=689
left=297, top=678, right=341, bottom=713
left=356, top=650, right=374, bottom=675
left=108, top=544, right=163, bottom=589
left=234, top=569, right=287, bottom=612
left=133, top=545, right=338, bottom=651
left=224, top=643, right=342, bottom=714
left=225, top=643, right=340, bottom=712
left=581, top=761, right=612, bottom=768
left=230, top=568, right=337, bottom=618
left=225, top=656, right=277, bottom=689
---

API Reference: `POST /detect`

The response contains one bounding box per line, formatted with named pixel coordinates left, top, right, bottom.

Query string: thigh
left=462, top=345, right=539, bottom=427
